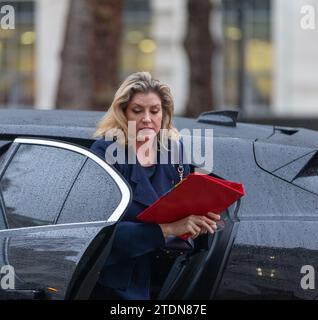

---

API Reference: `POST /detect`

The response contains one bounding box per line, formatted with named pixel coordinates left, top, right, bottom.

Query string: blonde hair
left=93, top=71, right=180, bottom=145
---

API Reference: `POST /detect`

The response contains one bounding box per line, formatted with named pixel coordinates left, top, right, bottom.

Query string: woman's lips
left=137, top=128, right=156, bottom=140
left=138, top=127, right=155, bottom=132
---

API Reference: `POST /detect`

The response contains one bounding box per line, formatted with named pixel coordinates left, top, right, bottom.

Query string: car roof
left=0, top=109, right=318, bottom=149
left=0, top=108, right=273, bottom=140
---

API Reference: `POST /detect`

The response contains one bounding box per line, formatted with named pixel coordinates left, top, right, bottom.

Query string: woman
left=90, top=72, right=220, bottom=300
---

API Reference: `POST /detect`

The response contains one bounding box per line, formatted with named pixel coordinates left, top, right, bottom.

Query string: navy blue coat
left=90, top=138, right=191, bottom=300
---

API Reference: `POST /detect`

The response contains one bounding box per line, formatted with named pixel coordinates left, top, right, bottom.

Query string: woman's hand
left=159, top=212, right=220, bottom=239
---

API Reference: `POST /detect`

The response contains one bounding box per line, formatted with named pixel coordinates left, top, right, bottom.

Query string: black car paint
left=0, top=223, right=116, bottom=299
left=211, top=136, right=318, bottom=299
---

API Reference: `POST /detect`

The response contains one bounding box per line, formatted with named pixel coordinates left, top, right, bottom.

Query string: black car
left=0, top=109, right=317, bottom=300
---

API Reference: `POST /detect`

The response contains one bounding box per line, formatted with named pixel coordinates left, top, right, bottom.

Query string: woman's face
left=125, top=91, right=163, bottom=141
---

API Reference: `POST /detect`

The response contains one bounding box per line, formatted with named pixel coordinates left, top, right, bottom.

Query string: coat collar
left=131, top=161, right=158, bottom=207
left=130, top=160, right=179, bottom=207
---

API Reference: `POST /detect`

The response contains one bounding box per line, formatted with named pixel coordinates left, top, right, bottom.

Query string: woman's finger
left=195, top=219, right=214, bottom=234
left=211, top=223, right=218, bottom=231
left=207, top=212, right=220, bottom=221
left=188, top=225, right=200, bottom=239
left=190, top=221, right=202, bottom=239
left=189, top=221, right=201, bottom=234
left=192, top=216, right=216, bottom=232
left=200, top=216, right=218, bottom=227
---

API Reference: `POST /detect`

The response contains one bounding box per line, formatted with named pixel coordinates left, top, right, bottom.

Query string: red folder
left=137, top=172, right=245, bottom=236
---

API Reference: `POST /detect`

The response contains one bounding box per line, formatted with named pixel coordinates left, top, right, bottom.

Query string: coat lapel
left=130, top=161, right=159, bottom=207
left=128, top=146, right=190, bottom=207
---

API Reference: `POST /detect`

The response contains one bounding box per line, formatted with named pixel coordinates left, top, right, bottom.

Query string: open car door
left=156, top=184, right=241, bottom=300
left=0, top=138, right=131, bottom=299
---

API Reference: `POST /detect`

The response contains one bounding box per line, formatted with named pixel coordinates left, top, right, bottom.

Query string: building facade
left=0, top=0, right=318, bottom=117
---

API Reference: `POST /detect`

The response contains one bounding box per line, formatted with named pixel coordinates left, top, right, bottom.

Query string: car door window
left=0, top=144, right=85, bottom=229
left=0, top=150, right=7, bottom=229
left=0, top=192, right=5, bottom=230
left=0, top=154, right=4, bottom=166
left=57, top=158, right=122, bottom=224
left=0, top=152, right=7, bottom=171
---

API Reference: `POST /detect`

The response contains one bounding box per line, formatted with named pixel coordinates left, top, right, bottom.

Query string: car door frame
left=0, top=137, right=131, bottom=299
left=157, top=198, right=241, bottom=300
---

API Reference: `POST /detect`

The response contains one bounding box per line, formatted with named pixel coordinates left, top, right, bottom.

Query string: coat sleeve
left=90, top=139, right=108, bottom=159
left=90, top=139, right=166, bottom=265
left=90, top=139, right=121, bottom=172
left=105, top=222, right=165, bottom=265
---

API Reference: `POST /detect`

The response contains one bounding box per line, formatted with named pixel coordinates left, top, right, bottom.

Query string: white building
left=273, top=0, right=318, bottom=116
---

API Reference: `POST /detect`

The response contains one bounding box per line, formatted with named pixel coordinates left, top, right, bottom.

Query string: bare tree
left=56, top=0, right=123, bottom=111
left=184, top=0, right=214, bottom=117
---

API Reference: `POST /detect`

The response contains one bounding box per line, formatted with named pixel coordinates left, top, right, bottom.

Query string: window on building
left=0, top=1, right=35, bottom=108
left=223, top=0, right=272, bottom=115
left=120, top=0, right=155, bottom=80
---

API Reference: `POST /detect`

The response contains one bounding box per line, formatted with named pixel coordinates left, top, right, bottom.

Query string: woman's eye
left=133, top=110, right=141, bottom=113
left=151, top=110, right=159, bottom=114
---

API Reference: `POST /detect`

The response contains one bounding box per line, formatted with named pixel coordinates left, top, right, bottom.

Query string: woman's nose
left=142, top=113, right=151, bottom=122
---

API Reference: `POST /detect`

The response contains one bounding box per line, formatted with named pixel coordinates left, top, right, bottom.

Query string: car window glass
left=0, top=192, right=5, bottom=230
left=0, top=144, right=17, bottom=174
left=0, top=144, right=85, bottom=229
left=0, top=153, right=5, bottom=170
left=292, top=153, right=318, bottom=194
left=57, top=158, right=122, bottom=224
